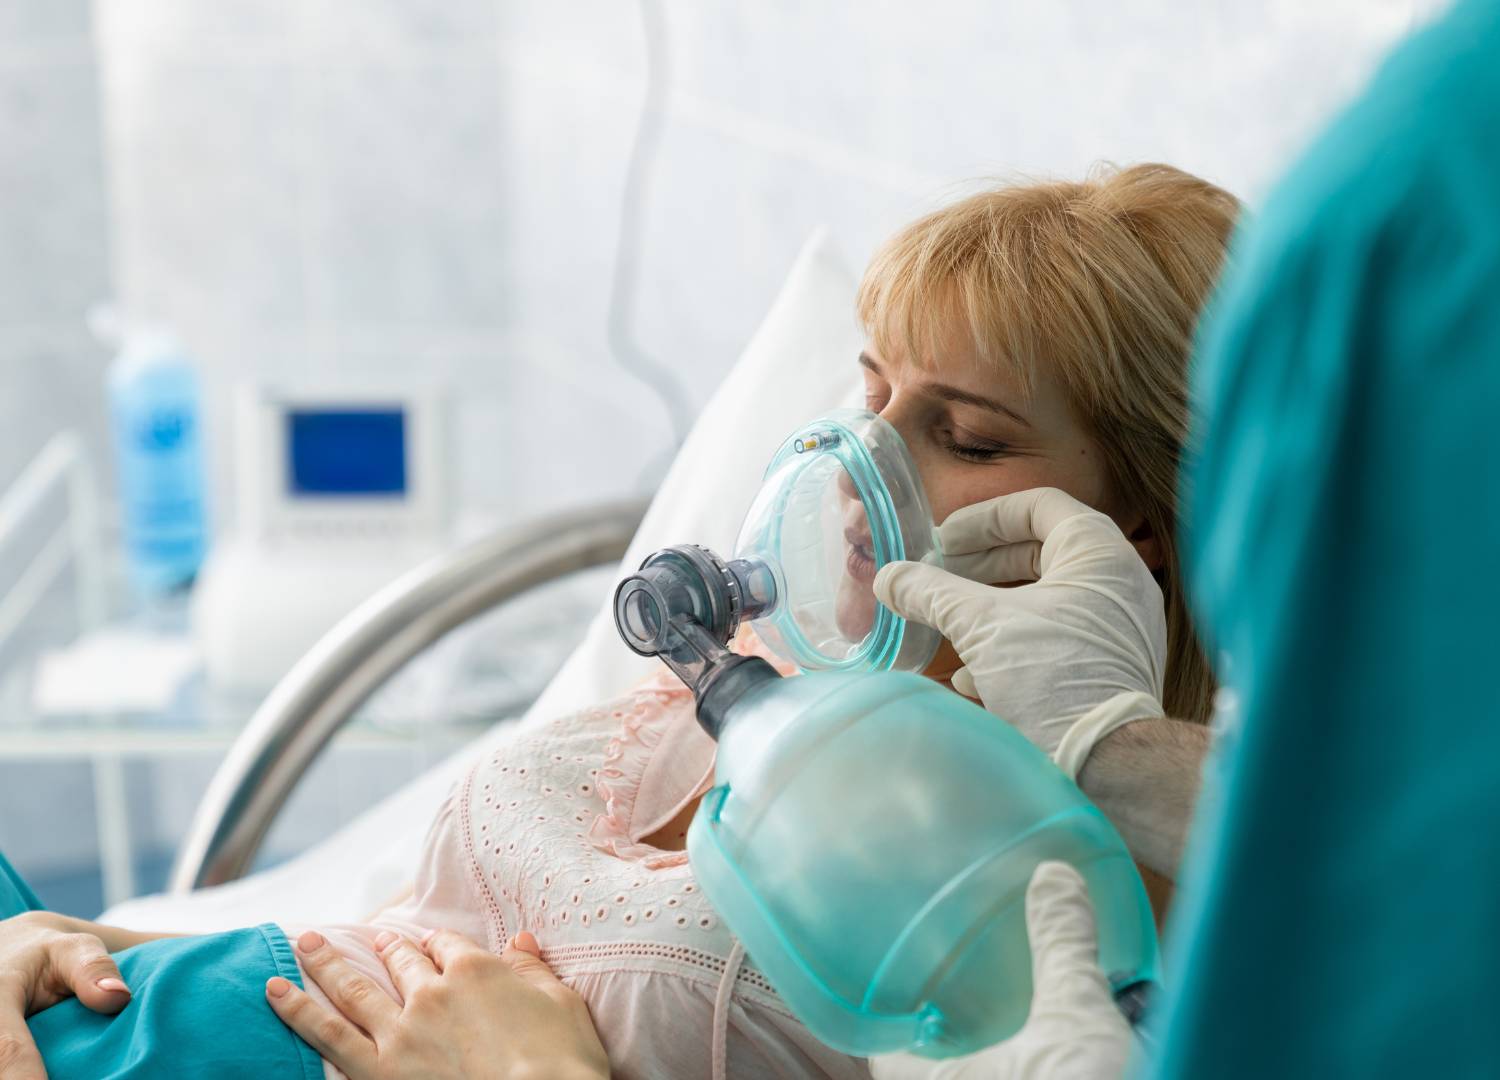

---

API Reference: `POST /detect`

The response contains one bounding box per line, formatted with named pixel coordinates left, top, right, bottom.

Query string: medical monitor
left=235, top=384, right=446, bottom=543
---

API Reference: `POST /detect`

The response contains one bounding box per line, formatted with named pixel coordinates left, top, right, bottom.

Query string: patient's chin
left=834, top=575, right=876, bottom=643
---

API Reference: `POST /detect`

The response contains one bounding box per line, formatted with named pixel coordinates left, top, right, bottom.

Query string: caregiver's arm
left=1078, top=717, right=1207, bottom=879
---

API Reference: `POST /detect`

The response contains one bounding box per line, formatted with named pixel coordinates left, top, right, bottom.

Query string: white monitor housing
left=194, top=381, right=453, bottom=693
left=234, top=382, right=448, bottom=545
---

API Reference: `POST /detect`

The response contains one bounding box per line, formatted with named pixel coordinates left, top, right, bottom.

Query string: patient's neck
left=642, top=798, right=698, bottom=852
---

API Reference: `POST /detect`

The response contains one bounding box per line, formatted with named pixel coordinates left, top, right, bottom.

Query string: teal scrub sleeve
left=0, top=850, right=45, bottom=914
left=27, top=924, right=325, bottom=1080
left=1149, top=0, right=1500, bottom=1076
left=0, top=851, right=324, bottom=1080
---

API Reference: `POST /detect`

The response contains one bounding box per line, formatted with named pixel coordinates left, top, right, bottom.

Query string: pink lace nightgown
left=290, top=633, right=869, bottom=1080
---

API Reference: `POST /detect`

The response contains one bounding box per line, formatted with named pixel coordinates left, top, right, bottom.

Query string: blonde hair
left=857, top=163, right=1239, bottom=724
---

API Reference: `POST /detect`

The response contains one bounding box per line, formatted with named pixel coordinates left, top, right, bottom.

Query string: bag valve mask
left=613, top=410, right=1158, bottom=1059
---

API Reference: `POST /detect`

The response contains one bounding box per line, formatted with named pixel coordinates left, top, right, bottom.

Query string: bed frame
left=169, top=498, right=649, bottom=893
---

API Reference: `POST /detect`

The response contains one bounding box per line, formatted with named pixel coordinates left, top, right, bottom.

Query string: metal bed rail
left=170, top=497, right=649, bottom=893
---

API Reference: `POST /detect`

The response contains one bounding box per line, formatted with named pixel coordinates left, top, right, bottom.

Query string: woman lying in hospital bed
left=4, top=163, right=1236, bottom=1079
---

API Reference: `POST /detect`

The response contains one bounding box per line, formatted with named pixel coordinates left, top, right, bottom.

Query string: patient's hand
left=0, top=912, right=131, bottom=1080
left=267, top=928, right=608, bottom=1080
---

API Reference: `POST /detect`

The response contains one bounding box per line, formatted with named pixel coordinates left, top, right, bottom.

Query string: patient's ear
left=1126, top=516, right=1166, bottom=573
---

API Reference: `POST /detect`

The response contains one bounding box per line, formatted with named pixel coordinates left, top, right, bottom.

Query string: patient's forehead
left=865, top=315, right=1081, bottom=428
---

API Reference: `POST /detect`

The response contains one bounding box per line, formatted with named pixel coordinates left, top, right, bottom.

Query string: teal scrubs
left=1, top=852, right=323, bottom=1079
left=1153, top=0, right=1500, bottom=1075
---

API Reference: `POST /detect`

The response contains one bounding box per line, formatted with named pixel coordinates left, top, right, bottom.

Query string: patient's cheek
left=916, top=582, right=1025, bottom=688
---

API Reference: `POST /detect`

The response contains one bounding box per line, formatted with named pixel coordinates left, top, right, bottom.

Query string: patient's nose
left=873, top=407, right=947, bottom=524
left=836, top=466, right=858, bottom=501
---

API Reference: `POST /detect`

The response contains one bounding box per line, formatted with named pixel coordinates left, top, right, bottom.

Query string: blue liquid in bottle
left=107, top=331, right=209, bottom=595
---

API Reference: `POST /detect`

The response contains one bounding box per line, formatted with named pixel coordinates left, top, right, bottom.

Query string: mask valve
left=614, top=544, right=781, bottom=738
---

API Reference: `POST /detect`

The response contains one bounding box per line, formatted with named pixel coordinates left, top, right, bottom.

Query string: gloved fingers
left=942, top=542, right=1043, bottom=586
left=872, top=865, right=1130, bottom=1080
left=937, top=488, right=1099, bottom=555
left=949, top=666, right=978, bottom=700
left=1024, top=862, right=1118, bottom=1013
left=874, top=561, right=997, bottom=637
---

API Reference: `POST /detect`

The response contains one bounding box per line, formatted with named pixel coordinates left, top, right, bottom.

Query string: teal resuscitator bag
left=614, top=411, right=1158, bottom=1059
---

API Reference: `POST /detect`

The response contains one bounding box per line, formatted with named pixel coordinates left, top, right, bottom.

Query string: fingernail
left=297, top=930, right=325, bottom=953
left=266, top=976, right=291, bottom=998
left=420, top=929, right=437, bottom=946
left=374, top=931, right=397, bottom=951
left=513, top=931, right=540, bottom=956
left=97, top=977, right=130, bottom=994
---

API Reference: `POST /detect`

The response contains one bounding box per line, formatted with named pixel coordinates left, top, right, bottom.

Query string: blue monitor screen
left=287, top=409, right=407, bottom=497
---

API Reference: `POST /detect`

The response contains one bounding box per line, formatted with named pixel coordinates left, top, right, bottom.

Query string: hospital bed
left=104, top=229, right=866, bottom=933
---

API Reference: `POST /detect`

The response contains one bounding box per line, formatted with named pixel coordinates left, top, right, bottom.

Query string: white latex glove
left=870, top=862, right=1134, bottom=1080
left=874, top=488, right=1166, bottom=776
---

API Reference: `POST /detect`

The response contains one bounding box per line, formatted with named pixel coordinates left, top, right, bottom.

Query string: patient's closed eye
left=939, top=431, right=1010, bottom=462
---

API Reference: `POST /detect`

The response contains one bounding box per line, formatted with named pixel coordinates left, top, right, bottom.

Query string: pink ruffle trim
left=587, top=677, right=695, bottom=870
left=587, top=628, right=795, bottom=871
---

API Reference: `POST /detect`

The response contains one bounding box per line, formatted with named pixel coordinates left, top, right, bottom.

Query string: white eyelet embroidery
left=461, top=696, right=797, bottom=1040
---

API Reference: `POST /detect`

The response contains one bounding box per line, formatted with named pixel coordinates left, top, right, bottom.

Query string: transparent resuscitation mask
left=738, top=408, right=943, bottom=672
left=614, top=409, right=942, bottom=693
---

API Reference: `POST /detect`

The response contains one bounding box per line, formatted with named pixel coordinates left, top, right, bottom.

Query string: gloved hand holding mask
left=875, top=487, right=1167, bottom=776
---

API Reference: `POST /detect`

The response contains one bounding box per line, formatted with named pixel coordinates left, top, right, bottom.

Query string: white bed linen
left=105, top=227, right=866, bottom=931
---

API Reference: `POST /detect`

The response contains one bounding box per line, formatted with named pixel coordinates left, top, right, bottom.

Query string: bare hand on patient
left=268, top=928, right=609, bottom=1080
left=0, top=912, right=130, bottom=1079
left=876, top=487, right=1169, bottom=777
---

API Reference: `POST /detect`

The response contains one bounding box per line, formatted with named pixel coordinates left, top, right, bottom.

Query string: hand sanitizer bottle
left=107, top=327, right=209, bottom=595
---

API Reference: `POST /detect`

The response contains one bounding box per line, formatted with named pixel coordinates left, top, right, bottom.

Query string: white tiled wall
left=0, top=0, right=111, bottom=492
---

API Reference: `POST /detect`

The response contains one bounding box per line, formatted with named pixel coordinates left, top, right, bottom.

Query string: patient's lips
left=834, top=474, right=878, bottom=643
left=844, top=526, right=877, bottom=585
left=835, top=520, right=878, bottom=644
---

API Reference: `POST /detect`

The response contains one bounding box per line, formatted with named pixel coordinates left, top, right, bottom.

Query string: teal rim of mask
left=734, top=409, right=943, bottom=674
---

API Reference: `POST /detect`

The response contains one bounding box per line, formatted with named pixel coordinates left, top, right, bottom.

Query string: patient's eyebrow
left=859, top=352, right=1031, bottom=428
left=929, top=383, right=1032, bottom=428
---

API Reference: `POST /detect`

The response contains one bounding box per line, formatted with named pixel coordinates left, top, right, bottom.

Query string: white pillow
left=105, top=227, right=867, bottom=930
left=526, top=226, right=865, bottom=721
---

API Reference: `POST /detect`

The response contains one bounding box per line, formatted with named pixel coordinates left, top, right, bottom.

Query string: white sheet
left=105, top=227, right=866, bottom=932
